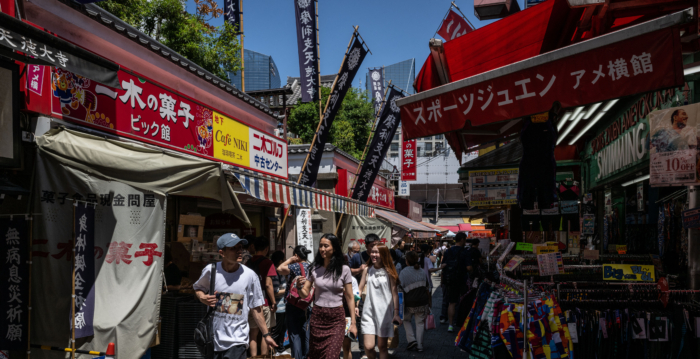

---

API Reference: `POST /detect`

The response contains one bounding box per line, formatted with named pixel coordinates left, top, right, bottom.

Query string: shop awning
left=398, top=8, right=689, bottom=147
left=442, top=223, right=473, bottom=233
left=0, top=12, right=120, bottom=88
left=35, top=127, right=249, bottom=224
left=375, top=209, right=437, bottom=238
left=471, top=230, right=494, bottom=238
left=229, top=168, right=376, bottom=218
left=420, top=221, right=449, bottom=234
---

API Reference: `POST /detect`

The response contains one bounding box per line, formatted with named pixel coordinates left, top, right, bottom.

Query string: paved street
left=348, top=275, right=461, bottom=359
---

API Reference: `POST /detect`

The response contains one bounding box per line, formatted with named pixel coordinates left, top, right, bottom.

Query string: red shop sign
left=50, top=68, right=287, bottom=178
left=399, top=28, right=684, bottom=140
left=401, top=138, right=417, bottom=181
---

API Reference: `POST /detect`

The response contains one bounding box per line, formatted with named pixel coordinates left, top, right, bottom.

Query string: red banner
left=50, top=68, right=287, bottom=178
left=437, top=10, right=472, bottom=42
left=400, top=28, right=684, bottom=141
left=335, top=169, right=394, bottom=209
left=401, top=139, right=417, bottom=181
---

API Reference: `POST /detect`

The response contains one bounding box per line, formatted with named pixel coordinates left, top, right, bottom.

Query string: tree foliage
left=99, top=0, right=241, bottom=79
left=287, top=87, right=374, bottom=159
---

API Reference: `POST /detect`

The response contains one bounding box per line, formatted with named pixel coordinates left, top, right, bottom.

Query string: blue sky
left=186, top=0, right=526, bottom=89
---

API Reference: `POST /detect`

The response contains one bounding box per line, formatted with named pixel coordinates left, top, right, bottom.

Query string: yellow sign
left=213, top=111, right=250, bottom=167
left=603, top=264, right=655, bottom=282
left=531, top=112, right=549, bottom=123
left=536, top=246, right=559, bottom=255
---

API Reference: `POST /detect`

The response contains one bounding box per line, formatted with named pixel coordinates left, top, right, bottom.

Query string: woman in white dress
left=357, top=244, right=401, bottom=359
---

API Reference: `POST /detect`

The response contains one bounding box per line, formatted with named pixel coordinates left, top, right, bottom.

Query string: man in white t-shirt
left=195, top=233, right=277, bottom=359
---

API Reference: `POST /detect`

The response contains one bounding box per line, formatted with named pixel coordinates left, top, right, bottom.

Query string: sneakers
left=417, top=347, right=424, bottom=353
left=407, top=341, right=418, bottom=351
left=440, top=318, right=447, bottom=324
left=448, top=325, right=455, bottom=333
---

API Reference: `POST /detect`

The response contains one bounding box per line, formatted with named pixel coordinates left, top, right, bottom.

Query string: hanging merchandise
left=518, top=105, right=560, bottom=210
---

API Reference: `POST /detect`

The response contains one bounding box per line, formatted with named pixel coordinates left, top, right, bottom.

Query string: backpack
left=194, top=263, right=216, bottom=359
left=442, top=247, right=464, bottom=285
left=403, top=272, right=430, bottom=308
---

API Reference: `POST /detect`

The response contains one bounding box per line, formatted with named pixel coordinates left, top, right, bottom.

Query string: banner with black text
left=0, top=218, right=29, bottom=350
left=73, top=203, right=96, bottom=338
left=294, top=0, right=319, bottom=103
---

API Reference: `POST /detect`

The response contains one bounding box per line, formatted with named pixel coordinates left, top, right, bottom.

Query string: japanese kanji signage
left=341, top=215, right=391, bottom=252
left=468, top=168, right=518, bottom=207
left=0, top=218, right=28, bottom=350
left=213, top=112, right=287, bottom=177
left=300, top=34, right=367, bottom=187
left=368, top=68, right=384, bottom=114
left=649, top=102, right=700, bottom=186
left=294, top=0, right=319, bottom=103
left=0, top=12, right=119, bottom=88
left=401, top=138, right=416, bottom=181
left=295, top=208, right=313, bottom=262
left=399, top=28, right=684, bottom=141
left=224, top=0, right=241, bottom=32
left=352, top=88, right=404, bottom=202
left=50, top=68, right=287, bottom=179
left=73, top=204, right=96, bottom=338
left=399, top=180, right=410, bottom=196
left=437, top=10, right=472, bottom=42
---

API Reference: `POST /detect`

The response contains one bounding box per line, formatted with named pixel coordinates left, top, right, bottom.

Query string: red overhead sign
left=399, top=28, right=684, bottom=140
left=401, top=138, right=417, bottom=181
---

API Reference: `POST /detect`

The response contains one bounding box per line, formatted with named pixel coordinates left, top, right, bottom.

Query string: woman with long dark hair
left=296, top=234, right=357, bottom=359
left=358, top=244, right=401, bottom=359
left=278, top=245, right=313, bottom=359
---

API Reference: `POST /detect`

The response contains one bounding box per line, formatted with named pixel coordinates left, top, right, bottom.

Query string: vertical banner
left=352, top=88, right=404, bottom=201
left=0, top=218, right=28, bottom=350
left=401, top=139, right=417, bottom=181
left=73, top=204, right=96, bottom=338
left=300, top=34, right=368, bottom=186
left=294, top=0, right=319, bottom=103
left=649, top=103, right=700, bottom=186
left=296, top=208, right=313, bottom=262
left=224, top=0, right=241, bottom=32
left=398, top=180, right=410, bottom=197
left=368, top=68, right=384, bottom=114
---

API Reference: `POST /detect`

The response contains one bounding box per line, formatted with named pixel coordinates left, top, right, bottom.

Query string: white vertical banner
left=296, top=208, right=313, bottom=262
left=399, top=181, right=410, bottom=196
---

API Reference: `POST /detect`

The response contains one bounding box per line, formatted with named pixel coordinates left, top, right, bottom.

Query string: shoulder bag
left=194, top=262, right=217, bottom=359
left=287, top=263, right=314, bottom=310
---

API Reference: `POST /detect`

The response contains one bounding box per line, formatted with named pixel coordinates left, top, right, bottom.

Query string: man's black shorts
left=214, top=344, right=247, bottom=359
left=448, top=282, right=465, bottom=304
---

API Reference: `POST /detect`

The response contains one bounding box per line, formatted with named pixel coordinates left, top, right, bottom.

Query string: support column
left=689, top=186, right=700, bottom=289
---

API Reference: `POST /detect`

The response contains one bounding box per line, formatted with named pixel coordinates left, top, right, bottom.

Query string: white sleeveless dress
left=360, top=266, right=394, bottom=337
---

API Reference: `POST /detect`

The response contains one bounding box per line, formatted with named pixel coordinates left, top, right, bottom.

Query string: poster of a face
left=649, top=104, right=700, bottom=186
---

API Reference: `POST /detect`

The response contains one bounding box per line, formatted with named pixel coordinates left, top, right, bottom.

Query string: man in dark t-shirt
left=349, top=233, right=379, bottom=283
left=245, top=237, right=278, bottom=356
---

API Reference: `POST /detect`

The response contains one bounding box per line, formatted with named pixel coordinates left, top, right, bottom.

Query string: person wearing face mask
left=296, top=234, right=357, bottom=359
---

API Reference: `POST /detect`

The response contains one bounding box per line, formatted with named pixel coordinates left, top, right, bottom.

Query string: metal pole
left=240, top=0, right=245, bottom=91
left=435, top=188, right=439, bottom=223
left=689, top=186, right=700, bottom=289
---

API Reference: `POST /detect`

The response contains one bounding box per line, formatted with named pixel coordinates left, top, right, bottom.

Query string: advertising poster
left=605, top=190, right=612, bottom=215
left=603, top=264, right=655, bottom=282
left=649, top=103, right=700, bottom=186
left=468, top=168, right=518, bottom=207
left=637, top=182, right=645, bottom=211
left=582, top=214, right=595, bottom=235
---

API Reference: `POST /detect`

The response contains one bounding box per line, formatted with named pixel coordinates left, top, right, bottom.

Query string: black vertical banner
left=0, top=218, right=29, bottom=350
left=368, top=68, right=384, bottom=114
left=224, top=0, right=241, bottom=32
left=294, top=0, right=319, bottom=103
left=73, top=204, right=95, bottom=338
left=352, top=87, right=404, bottom=201
left=300, top=35, right=368, bottom=187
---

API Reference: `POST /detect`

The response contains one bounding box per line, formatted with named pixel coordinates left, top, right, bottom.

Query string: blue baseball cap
left=217, top=233, right=247, bottom=250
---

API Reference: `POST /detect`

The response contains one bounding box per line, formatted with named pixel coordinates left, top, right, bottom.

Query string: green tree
left=99, top=0, right=242, bottom=80
left=287, top=87, right=374, bottom=159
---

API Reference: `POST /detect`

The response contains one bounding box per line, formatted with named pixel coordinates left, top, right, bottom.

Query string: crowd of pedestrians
left=192, top=230, right=483, bottom=359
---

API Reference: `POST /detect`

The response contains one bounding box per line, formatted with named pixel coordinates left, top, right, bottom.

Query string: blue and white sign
left=399, top=181, right=410, bottom=197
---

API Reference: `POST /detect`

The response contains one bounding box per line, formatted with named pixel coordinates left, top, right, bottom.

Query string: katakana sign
left=300, top=34, right=367, bottom=187
left=0, top=218, right=28, bottom=350
left=399, top=28, right=684, bottom=141
left=352, top=88, right=404, bottom=202
left=294, top=0, right=319, bottom=103
left=50, top=68, right=287, bottom=179
left=73, top=204, right=96, bottom=338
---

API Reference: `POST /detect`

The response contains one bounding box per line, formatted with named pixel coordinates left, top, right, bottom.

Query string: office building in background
left=365, top=58, right=416, bottom=97
left=228, top=49, right=281, bottom=91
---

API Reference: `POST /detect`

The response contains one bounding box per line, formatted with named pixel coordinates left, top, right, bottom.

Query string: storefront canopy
left=398, top=8, right=690, bottom=154
left=35, top=127, right=249, bottom=225
left=420, top=221, right=449, bottom=235
left=442, top=223, right=473, bottom=233
left=0, top=12, right=120, bottom=88
left=229, top=169, right=377, bottom=218
left=376, top=209, right=437, bottom=238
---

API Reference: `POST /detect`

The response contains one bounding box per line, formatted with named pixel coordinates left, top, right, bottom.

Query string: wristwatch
left=262, top=332, right=271, bottom=338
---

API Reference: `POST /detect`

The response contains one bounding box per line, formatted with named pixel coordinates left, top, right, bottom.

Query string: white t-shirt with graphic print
left=194, top=262, right=265, bottom=351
